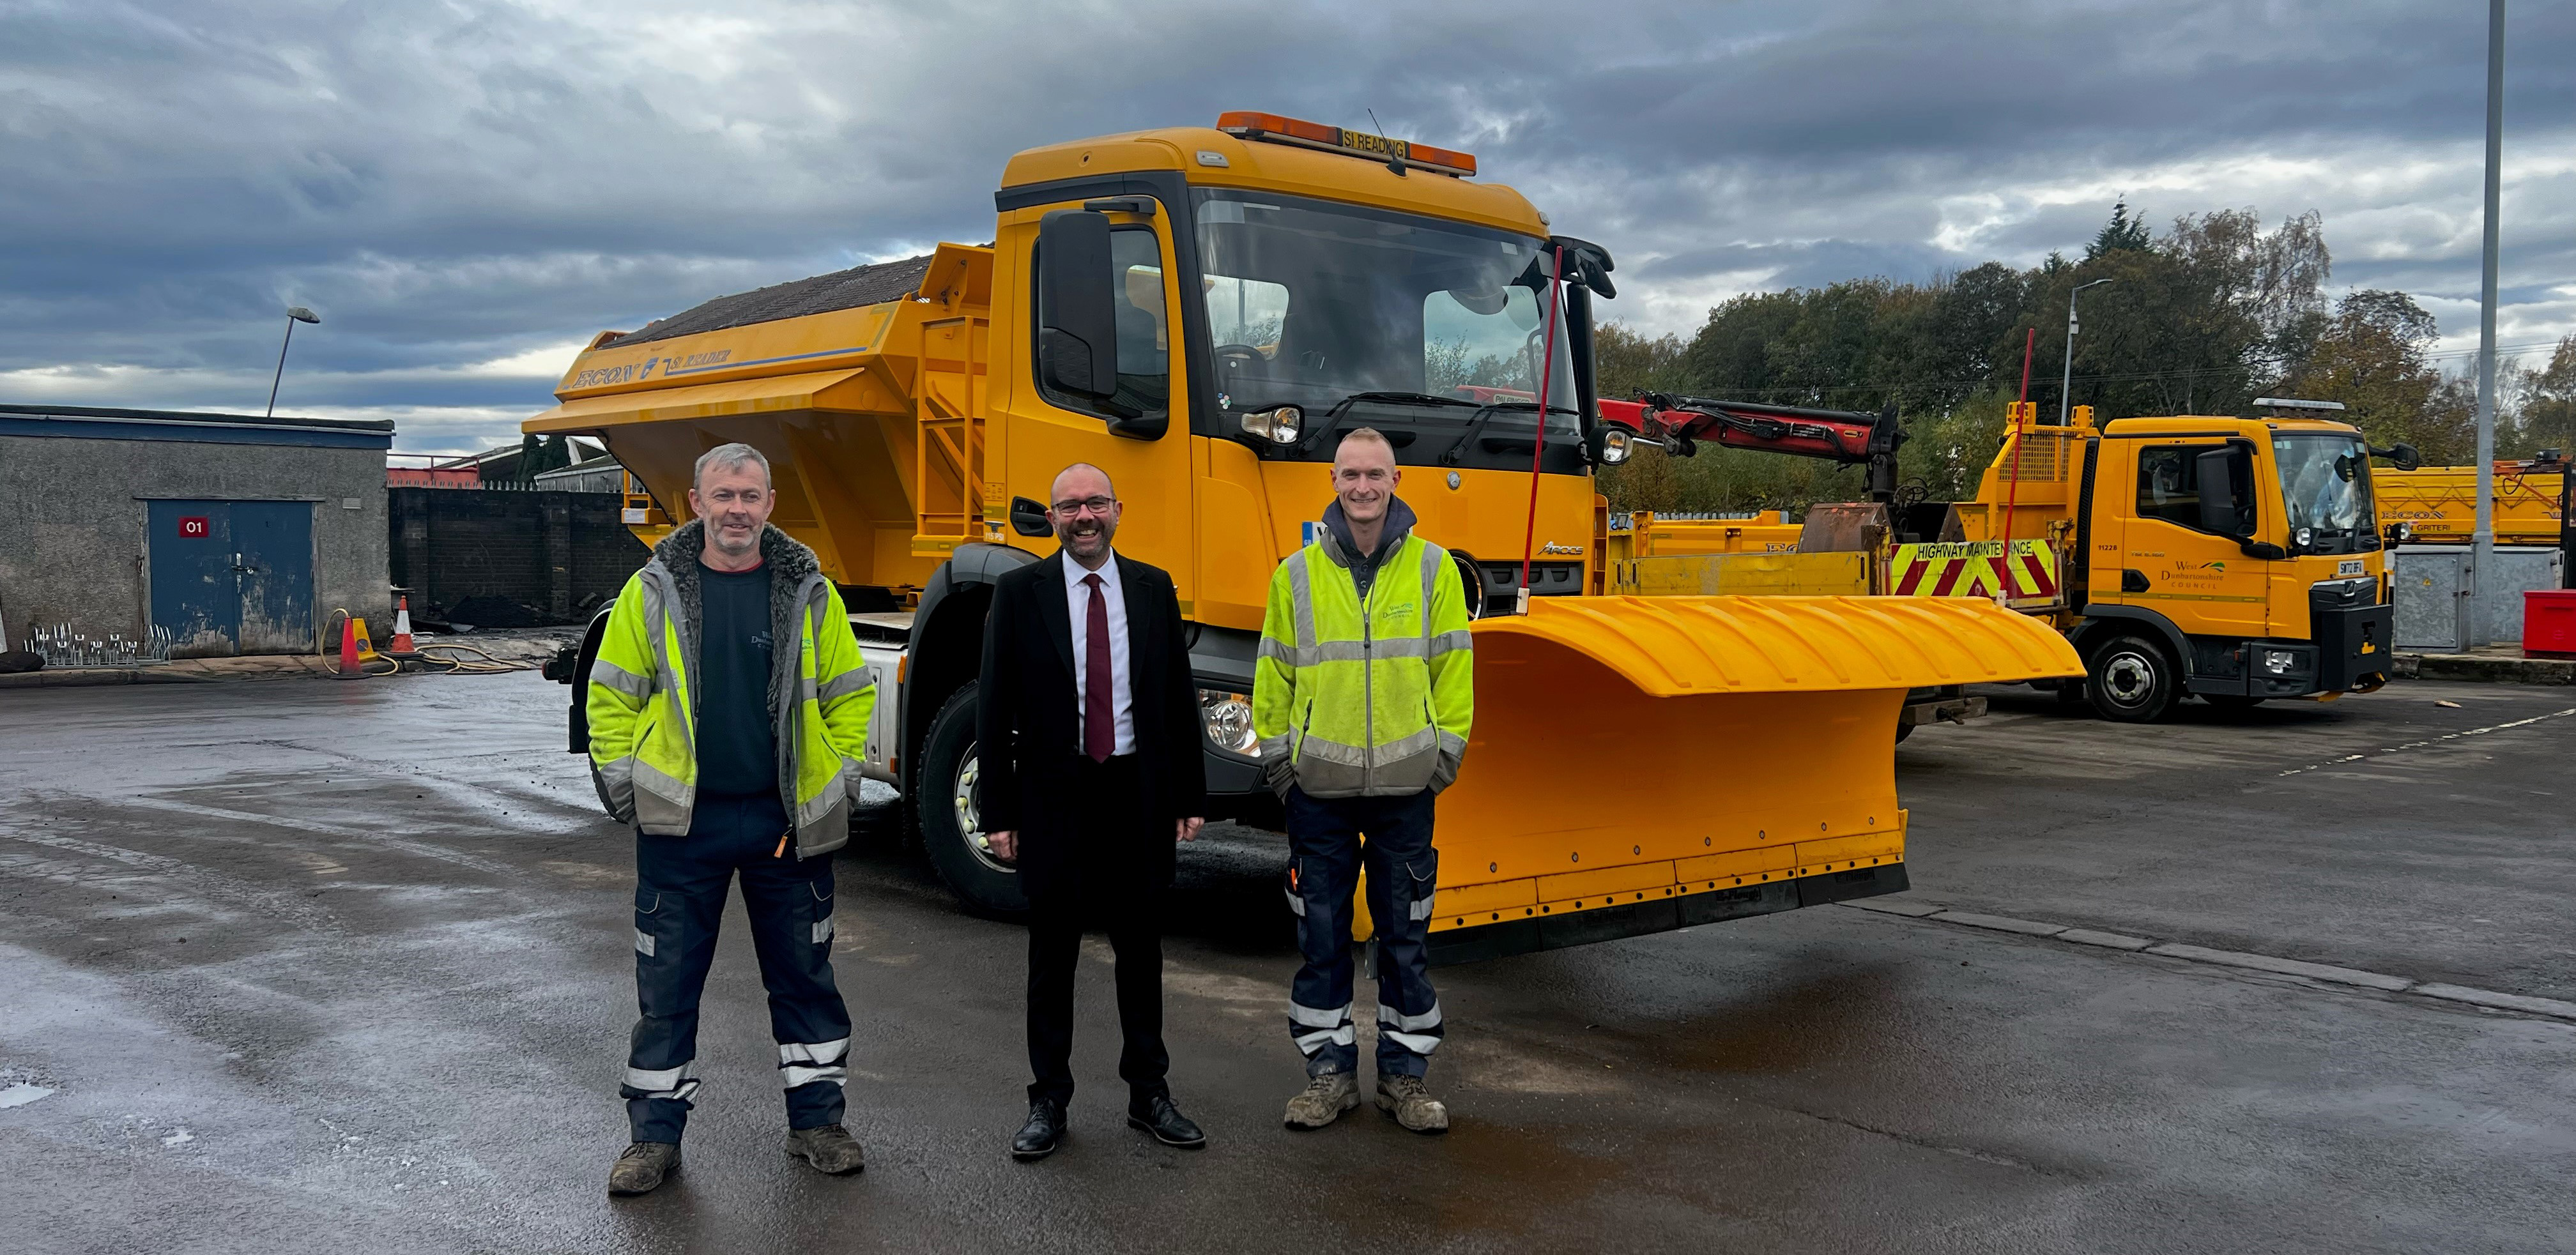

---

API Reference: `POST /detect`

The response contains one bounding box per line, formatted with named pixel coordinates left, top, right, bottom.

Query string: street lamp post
left=267, top=306, right=321, bottom=418
left=2060, top=278, right=2113, bottom=426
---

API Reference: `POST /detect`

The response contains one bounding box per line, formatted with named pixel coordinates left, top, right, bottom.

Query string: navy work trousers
left=622, top=792, right=852, bottom=1144
left=1283, top=786, right=1443, bottom=1079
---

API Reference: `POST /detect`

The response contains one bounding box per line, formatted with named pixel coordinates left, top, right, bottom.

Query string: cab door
left=2112, top=436, right=2271, bottom=639
left=991, top=199, right=1197, bottom=600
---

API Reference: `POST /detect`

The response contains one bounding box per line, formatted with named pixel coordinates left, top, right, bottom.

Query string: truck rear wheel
left=916, top=682, right=1029, bottom=918
left=2087, top=635, right=2177, bottom=723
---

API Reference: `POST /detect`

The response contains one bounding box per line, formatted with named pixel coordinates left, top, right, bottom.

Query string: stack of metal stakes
left=28, top=624, right=172, bottom=667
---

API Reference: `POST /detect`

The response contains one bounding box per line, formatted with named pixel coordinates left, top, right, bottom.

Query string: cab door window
left=2136, top=445, right=2250, bottom=535
left=1036, top=226, right=1168, bottom=419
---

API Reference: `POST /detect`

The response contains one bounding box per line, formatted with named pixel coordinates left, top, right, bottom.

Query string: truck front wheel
left=2087, top=635, right=2177, bottom=723
left=916, top=682, right=1029, bottom=918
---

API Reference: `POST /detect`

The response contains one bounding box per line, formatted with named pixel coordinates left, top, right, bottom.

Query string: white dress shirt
left=1062, top=549, right=1136, bottom=756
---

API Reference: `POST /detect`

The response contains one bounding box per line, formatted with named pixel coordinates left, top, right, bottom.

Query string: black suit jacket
left=976, top=551, right=1206, bottom=899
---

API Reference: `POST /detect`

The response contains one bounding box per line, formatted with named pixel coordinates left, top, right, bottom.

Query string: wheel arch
left=2068, top=604, right=2189, bottom=668
left=900, top=543, right=1036, bottom=793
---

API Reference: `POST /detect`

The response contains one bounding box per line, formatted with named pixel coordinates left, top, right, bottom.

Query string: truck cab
left=2064, top=407, right=2393, bottom=719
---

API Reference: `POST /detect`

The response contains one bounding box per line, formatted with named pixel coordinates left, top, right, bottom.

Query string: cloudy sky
left=3, top=0, right=2570, bottom=455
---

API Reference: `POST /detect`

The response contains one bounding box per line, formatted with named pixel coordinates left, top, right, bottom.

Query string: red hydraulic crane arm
left=1602, top=393, right=1908, bottom=501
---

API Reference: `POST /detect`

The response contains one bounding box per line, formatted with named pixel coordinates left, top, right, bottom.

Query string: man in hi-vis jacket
left=1253, top=427, right=1474, bottom=1135
left=586, top=442, right=875, bottom=1195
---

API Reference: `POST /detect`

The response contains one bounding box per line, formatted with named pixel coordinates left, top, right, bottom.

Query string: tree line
left=1596, top=203, right=2576, bottom=513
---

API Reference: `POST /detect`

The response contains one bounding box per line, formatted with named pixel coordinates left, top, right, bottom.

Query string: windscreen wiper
left=1335, top=390, right=1481, bottom=410
left=1439, top=401, right=1577, bottom=466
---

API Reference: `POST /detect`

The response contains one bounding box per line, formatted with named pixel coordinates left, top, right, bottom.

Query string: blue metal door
left=231, top=501, right=316, bottom=653
left=149, top=499, right=240, bottom=656
left=146, top=500, right=316, bottom=656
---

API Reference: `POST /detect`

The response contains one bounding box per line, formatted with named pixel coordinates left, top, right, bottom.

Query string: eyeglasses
left=1050, top=496, right=1116, bottom=516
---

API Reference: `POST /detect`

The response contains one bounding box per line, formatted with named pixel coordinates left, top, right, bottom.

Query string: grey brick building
left=0, top=404, right=393, bottom=657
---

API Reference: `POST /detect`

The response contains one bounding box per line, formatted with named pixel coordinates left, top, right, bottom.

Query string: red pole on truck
left=1515, top=245, right=1568, bottom=614
left=1997, top=326, right=2035, bottom=588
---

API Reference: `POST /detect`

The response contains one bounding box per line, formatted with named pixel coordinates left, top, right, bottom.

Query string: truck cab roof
left=999, top=125, right=1549, bottom=240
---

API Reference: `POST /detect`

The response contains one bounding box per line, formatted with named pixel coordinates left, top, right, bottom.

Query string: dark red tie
left=1082, top=573, right=1113, bottom=762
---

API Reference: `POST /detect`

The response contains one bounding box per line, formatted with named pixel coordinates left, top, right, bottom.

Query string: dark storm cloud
left=1, top=0, right=2569, bottom=452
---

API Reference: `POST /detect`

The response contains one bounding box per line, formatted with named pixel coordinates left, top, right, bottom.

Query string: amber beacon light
left=1213, top=111, right=1478, bottom=176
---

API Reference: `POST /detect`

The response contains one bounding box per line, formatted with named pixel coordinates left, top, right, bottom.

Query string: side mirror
left=1037, top=209, right=1117, bottom=400
left=2195, top=446, right=2248, bottom=538
left=2372, top=442, right=2422, bottom=472
left=1009, top=496, right=1052, bottom=537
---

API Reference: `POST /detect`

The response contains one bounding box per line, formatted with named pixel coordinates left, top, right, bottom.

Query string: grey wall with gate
left=0, top=430, right=388, bottom=654
left=388, top=487, right=648, bottom=625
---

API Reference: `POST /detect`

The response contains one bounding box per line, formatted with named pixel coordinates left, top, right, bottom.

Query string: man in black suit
left=977, top=462, right=1209, bottom=1160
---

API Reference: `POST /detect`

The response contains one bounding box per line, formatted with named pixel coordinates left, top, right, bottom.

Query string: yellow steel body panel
left=1609, top=551, right=1871, bottom=597
left=1628, top=511, right=1804, bottom=556
left=2375, top=466, right=2565, bottom=545
left=1418, top=598, right=2060, bottom=932
left=1469, top=595, right=2078, bottom=697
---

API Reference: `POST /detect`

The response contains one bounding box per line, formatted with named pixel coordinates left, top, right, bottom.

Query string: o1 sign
left=178, top=516, right=210, bottom=538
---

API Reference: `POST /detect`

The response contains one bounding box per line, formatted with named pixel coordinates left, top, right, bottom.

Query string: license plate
left=2336, top=558, right=2365, bottom=578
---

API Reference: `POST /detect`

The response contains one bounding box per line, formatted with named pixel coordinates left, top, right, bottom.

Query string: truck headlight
left=2295, top=526, right=2313, bottom=549
left=2262, top=649, right=2297, bottom=675
left=1240, top=405, right=1301, bottom=445
left=2386, top=521, right=2413, bottom=544
left=1199, top=689, right=1259, bottom=755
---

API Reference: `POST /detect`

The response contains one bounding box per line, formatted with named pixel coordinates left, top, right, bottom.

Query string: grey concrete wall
left=0, top=434, right=389, bottom=655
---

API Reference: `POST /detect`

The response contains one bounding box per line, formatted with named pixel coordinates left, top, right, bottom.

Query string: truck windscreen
left=2274, top=432, right=2378, bottom=549
left=1192, top=188, right=1577, bottom=467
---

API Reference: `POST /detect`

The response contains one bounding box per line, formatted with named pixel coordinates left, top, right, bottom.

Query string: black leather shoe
left=1126, top=1094, right=1207, bottom=1148
left=1012, top=1099, right=1066, bottom=1160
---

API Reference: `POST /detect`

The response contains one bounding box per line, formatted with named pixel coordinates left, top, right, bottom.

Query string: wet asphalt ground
left=3, top=673, right=2573, bottom=1253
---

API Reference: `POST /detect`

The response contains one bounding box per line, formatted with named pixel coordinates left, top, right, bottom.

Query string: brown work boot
left=783, top=1123, right=866, bottom=1175
left=608, top=1141, right=680, bottom=1195
left=1376, top=1074, right=1450, bottom=1134
left=1282, top=1071, right=1360, bottom=1130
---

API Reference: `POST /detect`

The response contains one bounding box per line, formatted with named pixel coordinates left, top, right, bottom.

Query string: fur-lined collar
left=651, top=519, right=822, bottom=585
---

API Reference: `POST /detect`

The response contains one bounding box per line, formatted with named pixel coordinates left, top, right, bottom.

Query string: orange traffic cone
left=338, top=614, right=362, bottom=674
left=389, top=597, right=416, bottom=653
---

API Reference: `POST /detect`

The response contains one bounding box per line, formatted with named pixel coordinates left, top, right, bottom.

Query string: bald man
left=977, top=462, right=1209, bottom=1160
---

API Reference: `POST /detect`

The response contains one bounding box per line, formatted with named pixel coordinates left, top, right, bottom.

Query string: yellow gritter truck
left=527, top=112, right=2078, bottom=961
left=1627, top=394, right=2407, bottom=722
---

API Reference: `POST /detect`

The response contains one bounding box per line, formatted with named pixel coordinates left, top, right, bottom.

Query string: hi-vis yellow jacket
left=1253, top=510, right=1473, bottom=799
left=587, top=522, right=875, bottom=859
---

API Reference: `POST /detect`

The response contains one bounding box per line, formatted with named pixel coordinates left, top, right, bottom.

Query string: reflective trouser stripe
left=1289, top=1001, right=1354, bottom=1054
left=1378, top=1000, right=1442, bottom=1031
left=634, top=928, right=655, bottom=956
left=623, top=1062, right=700, bottom=1102
left=1382, top=1028, right=1443, bottom=1056
left=1379, top=1000, right=1443, bottom=1056
left=811, top=918, right=833, bottom=944
left=778, top=1038, right=850, bottom=1089
left=1408, top=892, right=1436, bottom=920
left=1283, top=886, right=1305, bottom=916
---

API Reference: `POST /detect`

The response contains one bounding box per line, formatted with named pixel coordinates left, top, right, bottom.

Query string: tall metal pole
left=2060, top=278, right=2113, bottom=426
left=2471, top=0, right=2504, bottom=644
left=267, top=316, right=298, bottom=418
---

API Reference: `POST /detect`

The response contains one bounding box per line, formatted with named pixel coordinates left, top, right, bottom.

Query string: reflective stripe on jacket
left=586, top=522, right=876, bottom=859
left=1252, top=528, right=1472, bottom=798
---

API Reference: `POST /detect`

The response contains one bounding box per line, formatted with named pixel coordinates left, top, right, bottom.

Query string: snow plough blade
left=1422, top=595, right=2081, bottom=964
